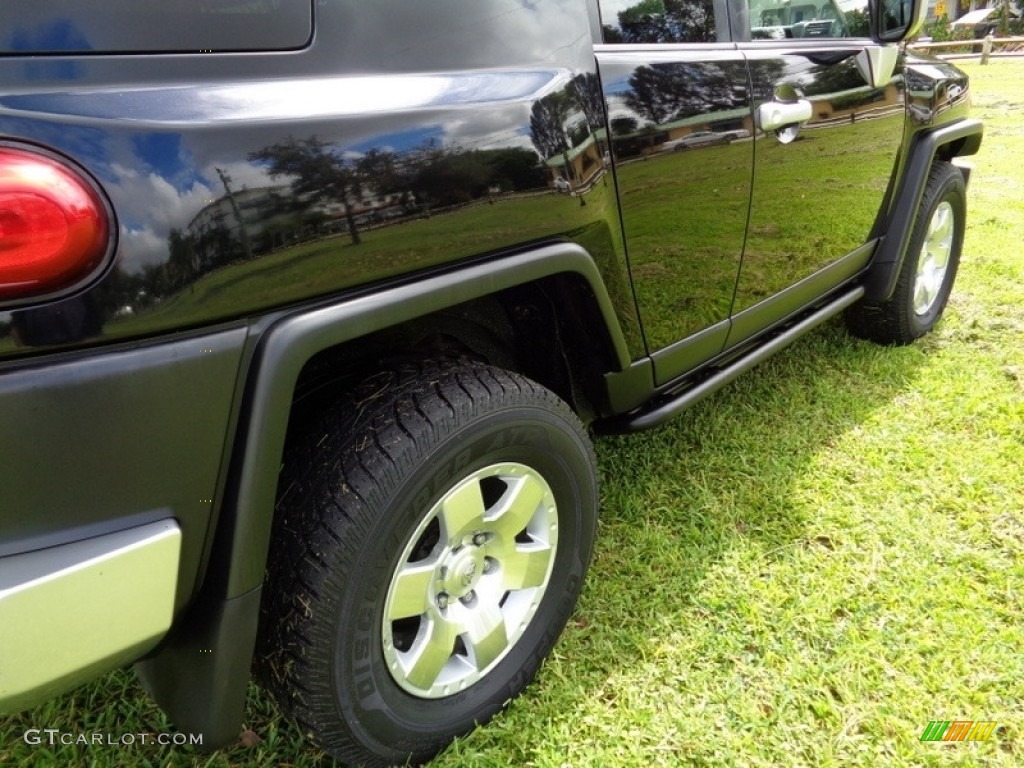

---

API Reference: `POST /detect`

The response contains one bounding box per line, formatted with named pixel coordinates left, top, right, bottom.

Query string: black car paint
left=0, top=0, right=981, bottom=750
left=0, top=1, right=640, bottom=361
left=0, top=0, right=638, bottom=625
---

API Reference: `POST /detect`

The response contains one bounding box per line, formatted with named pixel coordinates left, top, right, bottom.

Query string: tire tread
left=255, top=359, right=595, bottom=767
left=846, top=161, right=965, bottom=345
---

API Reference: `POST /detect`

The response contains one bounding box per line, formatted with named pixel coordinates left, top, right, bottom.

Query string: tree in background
left=530, top=92, right=574, bottom=159
left=844, top=8, right=870, bottom=36
left=250, top=136, right=365, bottom=246
left=602, top=0, right=715, bottom=44
left=625, top=61, right=750, bottom=125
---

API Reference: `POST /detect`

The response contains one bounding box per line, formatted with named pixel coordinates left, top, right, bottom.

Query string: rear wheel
left=846, top=161, right=965, bottom=345
left=257, top=360, right=598, bottom=767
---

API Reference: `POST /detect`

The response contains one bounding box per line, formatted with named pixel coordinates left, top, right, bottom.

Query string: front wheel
left=257, top=360, right=598, bottom=767
left=846, top=161, right=966, bottom=345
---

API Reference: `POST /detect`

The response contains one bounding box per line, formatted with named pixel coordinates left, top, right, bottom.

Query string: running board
left=597, top=287, right=865, bottom=433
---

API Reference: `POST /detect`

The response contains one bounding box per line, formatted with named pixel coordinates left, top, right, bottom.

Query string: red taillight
left=0, top=147, right=111, bottom=303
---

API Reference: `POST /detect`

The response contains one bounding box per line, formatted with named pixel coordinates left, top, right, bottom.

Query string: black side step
left=597, top=287, right=865, bottom=433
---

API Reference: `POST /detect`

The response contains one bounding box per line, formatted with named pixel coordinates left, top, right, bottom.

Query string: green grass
left=3, top=60, right=1023, bottom=767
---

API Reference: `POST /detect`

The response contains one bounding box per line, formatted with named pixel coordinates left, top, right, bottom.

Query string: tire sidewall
left=329, top=402, right=596, bottom=761
left=900, top=166, right=966, bottom=337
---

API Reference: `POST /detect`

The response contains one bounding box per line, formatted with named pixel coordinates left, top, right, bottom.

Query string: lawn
left=2, top=60, right=1022, bottom=767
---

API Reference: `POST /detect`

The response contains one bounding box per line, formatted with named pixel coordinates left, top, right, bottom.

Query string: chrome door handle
left=756, top=99, right=812, bottom=132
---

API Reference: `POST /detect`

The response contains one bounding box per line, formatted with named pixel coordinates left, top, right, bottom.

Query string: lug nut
left=473, top=532, right=488, bottom=546
left=460, top=590, right=476, bottom=605
left=437, top=593, right=449, bottom=609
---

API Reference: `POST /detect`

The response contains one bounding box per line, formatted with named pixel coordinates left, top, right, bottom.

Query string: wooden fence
left=909, top=34, right=1024, bottom=63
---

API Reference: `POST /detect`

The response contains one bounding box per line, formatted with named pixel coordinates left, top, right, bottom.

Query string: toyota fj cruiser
left=0, top=0, right=982, bottom=765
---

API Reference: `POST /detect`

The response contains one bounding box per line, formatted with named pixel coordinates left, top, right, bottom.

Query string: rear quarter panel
left=0, top=0, right=640, bottom=363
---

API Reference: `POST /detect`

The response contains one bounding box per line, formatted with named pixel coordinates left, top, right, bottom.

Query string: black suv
left=0, top=1, right=981, bottom=765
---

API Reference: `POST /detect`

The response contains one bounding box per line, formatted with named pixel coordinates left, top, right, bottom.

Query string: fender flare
left=863, top=118, right=982, bottom=301
left=227, top=241, right=631, bottom=596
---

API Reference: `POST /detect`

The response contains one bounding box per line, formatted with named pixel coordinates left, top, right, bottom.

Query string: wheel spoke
left=931, top=205, right=952, bottom=243
left=383, top=460, right=568, bottom=698
left=913, top=278, right=926, bottom=311
left=914, top=200, right=957, bottom=316
left=403, top=617, right=458, bottom=690
left=439, top=480, right=486, bottom=542
left=916, top=260, right=935, bottom=305
left=500, top=543, right=554, bottom=590
left=387, top=562, right=435, bottom=620
left=462, top=600, right=509, bottom=671
left=930, top=211, right=952, bottom=268
left=486, top=474, right=546, bottom=540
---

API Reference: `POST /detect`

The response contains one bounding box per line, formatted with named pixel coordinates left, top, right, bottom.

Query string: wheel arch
left=231, top=240, right=631, bottom=592
left=136, top=241, right=634, bottom=748
left=863, top=118, right=982, bottom=302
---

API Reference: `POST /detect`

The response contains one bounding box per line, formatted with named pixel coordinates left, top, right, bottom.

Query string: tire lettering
left=453, top=447, right=473, bottom=474
left=355, top=674, right=375, bottom=700
left=413, top=485, right=431, bottom=512
left=485, top=432, right=508, bottom=452
left=486, top=426, right=545, bottom=452
left=354, top=637, right=370, bottom=660
left=357, top=606, right=373, bottom=631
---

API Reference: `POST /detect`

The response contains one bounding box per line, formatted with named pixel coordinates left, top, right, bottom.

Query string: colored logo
left=920, top=721, right=997, bottom=742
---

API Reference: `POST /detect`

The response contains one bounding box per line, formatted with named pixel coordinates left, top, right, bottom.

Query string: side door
left=594, top=0, right=753, bottom=385
left=726, top=0, right=905, bottom=346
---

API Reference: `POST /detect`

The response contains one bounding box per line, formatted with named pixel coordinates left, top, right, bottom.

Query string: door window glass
left=599, top=0, right=722, bottom=44
left=742, top=0, right=870, bottom=40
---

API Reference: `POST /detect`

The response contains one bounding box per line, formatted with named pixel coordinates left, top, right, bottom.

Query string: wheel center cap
left=440, top=546, right=485, bottom=598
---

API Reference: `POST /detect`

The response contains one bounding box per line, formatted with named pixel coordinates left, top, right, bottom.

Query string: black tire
left=257, top=360, right=598, bottom=767
left=845, top=161, right=965, bottom=345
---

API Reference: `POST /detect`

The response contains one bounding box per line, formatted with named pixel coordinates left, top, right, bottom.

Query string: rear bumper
left=0, top=520, right=181, bottom=712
